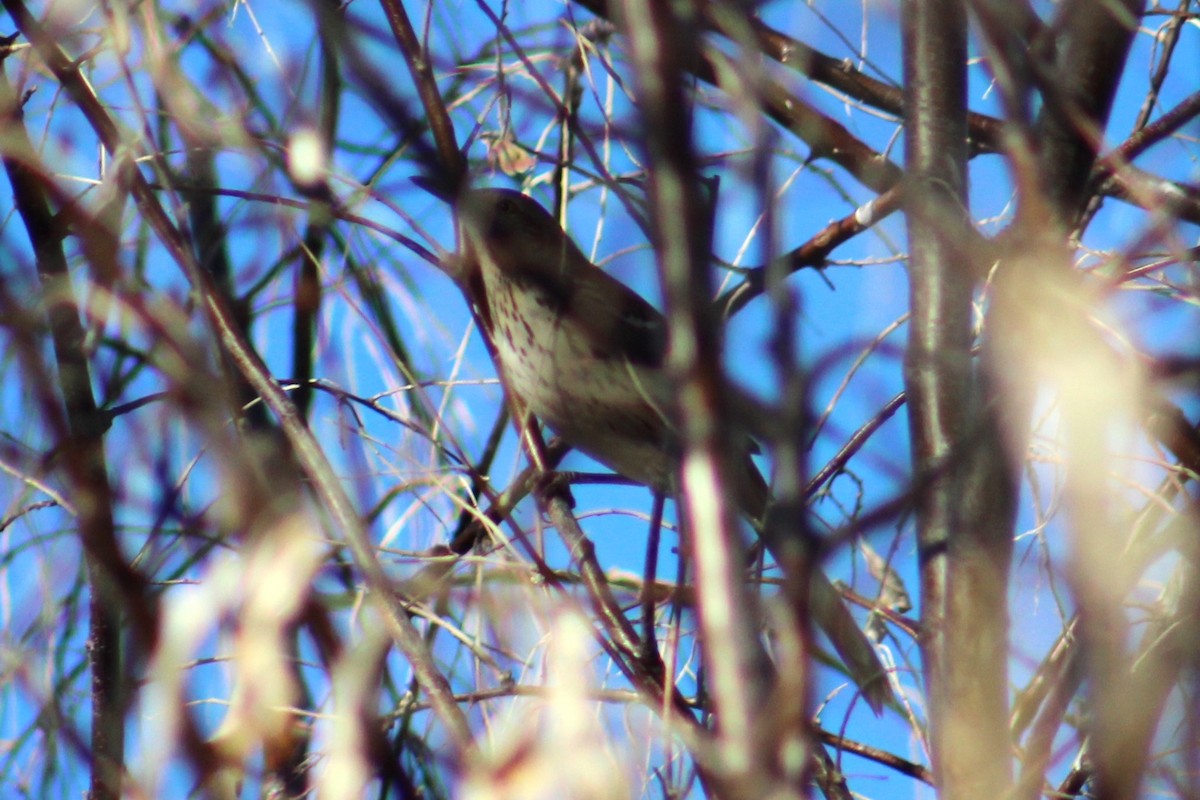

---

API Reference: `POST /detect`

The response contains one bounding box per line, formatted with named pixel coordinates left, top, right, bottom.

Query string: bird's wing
left=568, top=267, right=668, bottom=370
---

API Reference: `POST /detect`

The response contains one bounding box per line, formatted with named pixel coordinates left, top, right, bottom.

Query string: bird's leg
left=515, top=410, right=576, bottom=508
left=639, top=492, right=667, bottom=665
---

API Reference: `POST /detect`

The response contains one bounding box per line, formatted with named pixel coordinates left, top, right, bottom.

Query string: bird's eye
left=497, top=198, right=516, bottom=214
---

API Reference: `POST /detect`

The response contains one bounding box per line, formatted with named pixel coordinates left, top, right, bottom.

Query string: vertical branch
left=903, top=2, right=1014, bottom=798
left=289, top=26, right=342, bottom=422
left=378, top=0, right=465, bottom=191
left=1033, top=4, right=1149, bottom=799
left=615, top=0, right=777, bottom=790
left=972, top=1, right=1148, bottom=797
left=0, top=63, right=126, bottom=800
left=1036, top=0, right=1147, bottom=225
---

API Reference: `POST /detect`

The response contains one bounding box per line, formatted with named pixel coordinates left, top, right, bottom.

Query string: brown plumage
left=457, top=188, right=891, bottom=712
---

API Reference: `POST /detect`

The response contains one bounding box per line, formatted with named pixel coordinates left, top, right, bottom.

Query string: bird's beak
left=410, top=174, right=460, bottom=203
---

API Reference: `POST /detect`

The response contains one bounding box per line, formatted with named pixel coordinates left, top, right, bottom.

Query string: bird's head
left=457, top=189, right=584, bottom=280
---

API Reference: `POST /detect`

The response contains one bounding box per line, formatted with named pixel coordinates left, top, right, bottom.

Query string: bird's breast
left=487, top=268, right=672, bottom=417
left=483, top=270, right=676, bottom=491
left=488, top=272, right=645, bottom=415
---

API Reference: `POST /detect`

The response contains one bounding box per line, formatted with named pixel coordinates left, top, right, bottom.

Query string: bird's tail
left=738, top=456, right=895, bottom=714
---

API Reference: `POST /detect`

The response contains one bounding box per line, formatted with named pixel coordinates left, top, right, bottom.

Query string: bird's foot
left=534, top=470, right=576, bottom=508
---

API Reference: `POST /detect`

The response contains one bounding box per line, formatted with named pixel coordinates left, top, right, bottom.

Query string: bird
left=456, top=187, right=892, bottom=712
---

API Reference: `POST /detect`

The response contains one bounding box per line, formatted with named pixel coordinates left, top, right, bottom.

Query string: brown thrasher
left=456, top=187, right=891, bottom=712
